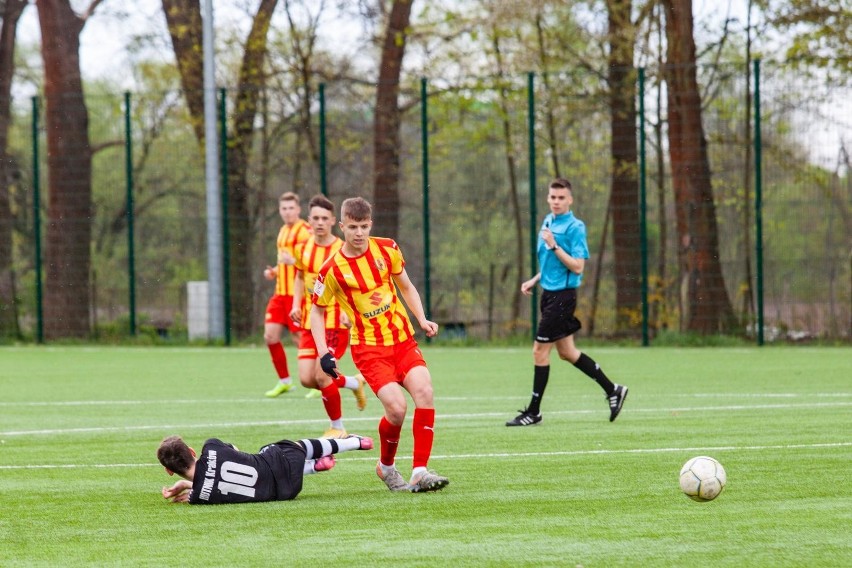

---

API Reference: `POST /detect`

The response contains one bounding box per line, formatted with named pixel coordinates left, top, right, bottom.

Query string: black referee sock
left=528, top=365, right=550, bottom=415
left=573, top=353, right=615, bottom=395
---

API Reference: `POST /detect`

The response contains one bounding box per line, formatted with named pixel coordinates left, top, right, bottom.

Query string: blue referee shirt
left=537, top=211, right=589, bottom=291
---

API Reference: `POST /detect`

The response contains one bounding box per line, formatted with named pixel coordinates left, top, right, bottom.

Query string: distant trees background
left=0, top=0, right=848, bottom=341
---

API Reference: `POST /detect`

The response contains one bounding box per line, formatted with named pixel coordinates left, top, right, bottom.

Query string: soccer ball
left=679, top=456, right=727, bottom=502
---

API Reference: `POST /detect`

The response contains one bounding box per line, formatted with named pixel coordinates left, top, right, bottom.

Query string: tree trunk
left=226, top=0, right=279, bottom=338
left=372, top=0, right=413, bottom=239
left=37, top=0, right=93, bottom=339
left=662, top=0, right=735, bottom=334
left=162, top=0, right=205, bottom=146
left=606, top=0, right=642, bottom=333
left=0, top=0, right=27, bottom=338
left=533, top=13, right=561, bottom=178
left=654, top=3, right=668, bottom=332
left=491, top=31, right=524, bottom=326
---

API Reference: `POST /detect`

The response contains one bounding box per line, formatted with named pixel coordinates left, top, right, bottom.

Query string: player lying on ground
left=157, top=434, right=373, bottom=504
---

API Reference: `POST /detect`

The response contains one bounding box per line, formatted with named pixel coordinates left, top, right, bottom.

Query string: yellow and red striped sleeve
left=294, top=236, right=344, bottom=330
left=275, top=219, right=311, bottom=296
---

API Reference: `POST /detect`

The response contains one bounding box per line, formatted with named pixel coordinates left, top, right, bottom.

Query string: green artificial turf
left=1, top=345, right=849, bottom=566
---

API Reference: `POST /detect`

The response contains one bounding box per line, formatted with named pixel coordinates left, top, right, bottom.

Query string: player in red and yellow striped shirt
left=263, top=192, right=311, bottom=398
left=290, top=195, right=368, bottom=439
left=310, top=197, right=449, bottom=493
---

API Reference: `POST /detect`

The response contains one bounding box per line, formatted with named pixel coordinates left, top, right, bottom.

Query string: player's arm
left=310, top=304, right=341, bottom=377
left=554, top=247, right=584, bottom=274
left=393, top=268, right=438, bottom=338
left=162, top=479, right=193, bottom=503
left=290, top=271, right=304, bottom=324
left=521, top=273, right=541, bottom=295
left=263, top=265, right=278, bottom=280
left=310, top=304, right=328, bottom=352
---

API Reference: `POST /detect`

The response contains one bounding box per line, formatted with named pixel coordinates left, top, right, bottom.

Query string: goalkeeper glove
left=320, top=353, right=339, bottom=378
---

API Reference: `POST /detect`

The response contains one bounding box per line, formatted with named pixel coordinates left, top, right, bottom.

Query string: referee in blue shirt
left=507, top=178, right=628, bottom=426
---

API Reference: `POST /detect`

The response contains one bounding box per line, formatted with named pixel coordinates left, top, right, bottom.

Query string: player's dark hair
left=157, top=435, right=194, bottom=475
left=549, top=178, right=572, bottom=191
left=341, top=197, right=372, bottom=221
left=279, top=191, right=300, bottom=204
left=308, top=194, right=335, bottom=214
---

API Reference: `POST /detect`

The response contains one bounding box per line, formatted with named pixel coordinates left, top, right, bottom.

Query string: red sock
left=267, top=342, right=289, bottom=378
left=320, top=383, right=342, bottom=421
left=412, top=408, right=435, bottom=469
left=378, top=416, right=402, bottom=467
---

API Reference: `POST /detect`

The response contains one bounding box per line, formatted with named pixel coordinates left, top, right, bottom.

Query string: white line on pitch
left=1, top=392, right=850, bottom=407
left=2, top=441, right=849, bottom=470
left=2, top=401, right=850, bottom=437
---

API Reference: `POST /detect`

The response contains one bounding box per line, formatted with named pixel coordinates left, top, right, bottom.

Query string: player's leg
left=296, top=329, right=324, bottom=400
left=508, top=289, right=571, bottom=426
left=298, top=435, right=374, bottom=458
left=400, top=342, right=448, bottom=493
left=556, top=334, right=628, bottom=422
left=506, top=340, right=552, bottom=426
left=298, top=435, right=374, bottom=474
left=310, top=329, right=351, bottom=437
left=352, top=346, right=409, bottom=491
left=374, top=382, right=409, bottom=491
left=314, top=361, right=347, bottom=438
left=264, top=322, right=294, bottom=397
left=375, top=379, right=407, bottom=459
left=330, top=329, right=368, bottom=411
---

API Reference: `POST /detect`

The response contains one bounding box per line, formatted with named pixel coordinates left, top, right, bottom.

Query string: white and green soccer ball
left=679, top=456, right=727, bottom=502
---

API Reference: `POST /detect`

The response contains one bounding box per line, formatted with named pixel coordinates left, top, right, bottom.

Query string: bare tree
left=226, top=0, right=279, bottom=338
left=0, top=0, right=28, bottom=338
left=662, top=0, right=735, bottom=333
left=37, top=0, right=103, bottom=339
left=372, top=0, right=413, bottom=239
left=162, top=0, right=204, bottom=144
left=605, top=0, right=643, bottom=332
left=488, top=27, right=524, bottom=325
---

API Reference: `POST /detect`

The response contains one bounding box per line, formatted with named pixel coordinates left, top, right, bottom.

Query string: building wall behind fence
left=8, top=62, right=850, bottom=342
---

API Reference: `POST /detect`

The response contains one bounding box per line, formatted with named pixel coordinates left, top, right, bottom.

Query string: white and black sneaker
left=506, top=408, right=542, bottom=427
left=608, top=384, right=628, bottom=422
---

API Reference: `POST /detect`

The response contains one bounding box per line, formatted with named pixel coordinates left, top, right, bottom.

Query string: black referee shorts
left=535, top=288, right=581, bottom=343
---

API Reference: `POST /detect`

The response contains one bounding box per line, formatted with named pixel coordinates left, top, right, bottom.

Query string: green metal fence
left=5, top=60, right=850, bottom=343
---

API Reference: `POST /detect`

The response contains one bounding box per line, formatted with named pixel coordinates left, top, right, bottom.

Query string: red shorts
left=265, top=294, right=300, bottom=333
left=297, top=329, right=350, bottom=360
left=350, top=338, right=427, bottom=394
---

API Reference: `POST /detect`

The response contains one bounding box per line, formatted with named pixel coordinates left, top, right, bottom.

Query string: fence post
left=124, top=91, right=137, bottom=336
left=753, top=59, right=764, bottom=346
left=420, top=78, right=431, bottom=324
left=219, top=88, right=231, bottom=346
left=527, top=71, right=538, bottom=338
left=638, top=68, right=649, bottom=347
left=31, top=96, right=43, bottom=344
left=319, top=83, right=328, bottom=197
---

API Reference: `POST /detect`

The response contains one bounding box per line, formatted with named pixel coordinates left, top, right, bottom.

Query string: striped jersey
left=313, top=237, right=415, bottom=346
left=275, top=219, right=310, bottom=296
left=293, top=236, right=345, bottom=330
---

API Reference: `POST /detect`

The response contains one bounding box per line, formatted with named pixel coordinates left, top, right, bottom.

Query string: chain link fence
left=3, top=61, right=849, bottom=343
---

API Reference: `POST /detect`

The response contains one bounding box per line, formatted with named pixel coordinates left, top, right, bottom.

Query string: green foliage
left=4, top=2, right=850, bottom=343
left=1, top=345, right=851, bottom=566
